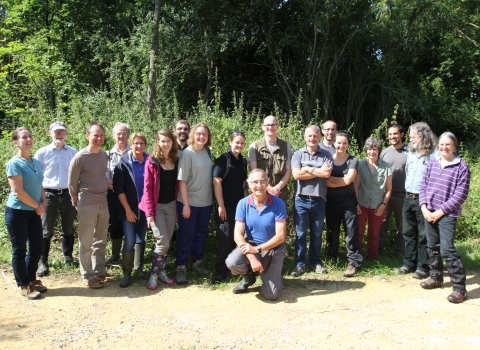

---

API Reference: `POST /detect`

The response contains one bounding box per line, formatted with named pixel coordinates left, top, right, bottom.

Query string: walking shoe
left=147, top=274, right=159, bottom=290
left=290, top=265, right=305, bottom=277
left=176, top=265, right=187, bottom=285
left=192, top=259, right=210, bottom=276
left=21, top=283, right=41, bottom=300
left=96, top=272, right=115, bottom=282
left=32, top=279, right=47, bottom=293
left=395, top=266, right=414, bottom=275
left=447, top=290, right=467, bottom=304
left=86, top=278, right=104, bottom=289
left=412, top=270, right=429, bottom=279
left=315, top=264, right=327, bottom=274
left=343, top=262, right=357, bottom=278
left=420, top=278, right=442, bottom=289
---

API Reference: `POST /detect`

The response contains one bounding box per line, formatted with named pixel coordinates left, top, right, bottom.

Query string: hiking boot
left=232, top=272, right=256, bottom=294
left=21, top=283, right=41, bottom=300
left=192, top=259, right=209, bottom=276
left=395, top=266, right=414, bottom=275
left=176, top=265, right=187, bottom=285
left=315, top=264, right=327, bottom=274
left=412, top=270, right=429, bottom=279
left=344, top=262, right=357, bottom=278
left=447, top=290, right=467, bottom=304
left=290, top=265, right=305, bottom=277
left=97, top=272, right=115, bottom=282
left=86, top=279, right=104, bottom=289
left=420, top=278, right=442, bottom=289
left=32, top=279, right=47, bottom=293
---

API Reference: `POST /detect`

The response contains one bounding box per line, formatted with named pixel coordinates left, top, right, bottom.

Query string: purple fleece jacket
left=419, top=155, right=470, bottom=218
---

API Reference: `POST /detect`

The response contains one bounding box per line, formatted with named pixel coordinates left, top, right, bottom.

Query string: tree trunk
left=147, top=0, right=163, bottom=120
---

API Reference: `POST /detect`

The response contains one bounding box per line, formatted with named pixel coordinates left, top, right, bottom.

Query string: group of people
left=5, top=116, right=470, bottom=303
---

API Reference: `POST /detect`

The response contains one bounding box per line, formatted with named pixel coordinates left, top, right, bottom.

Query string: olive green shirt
left=357, top=159, right=392, bottom=209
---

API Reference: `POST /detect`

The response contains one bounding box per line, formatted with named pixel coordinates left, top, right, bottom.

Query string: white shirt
left=35, top=143, right=77, bottom=189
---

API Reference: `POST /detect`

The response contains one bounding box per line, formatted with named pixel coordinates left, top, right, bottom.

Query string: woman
left=139, top=129, right=179, bottom=290
left=354, top=137, right=392, bottom=260
left=175, top=123, right=214, bottom=284
left=113, top=133, right=149, bottom=288
left=326, top=131, right=363, bottom=277
left=419, top=132, right=470, bottom=303
left=5, top=127, right=47, bottom=300
left=212, top=131, right=248, bottom=283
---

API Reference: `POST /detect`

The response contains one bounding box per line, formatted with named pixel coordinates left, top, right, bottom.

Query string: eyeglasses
left=264, top=123, right=278, bottom=128
left=133, top=142, right=145, bottom=146
left=249, top=180, right=268, bottom=185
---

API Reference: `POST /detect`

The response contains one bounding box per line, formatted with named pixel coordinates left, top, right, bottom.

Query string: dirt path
left=1, top=269, right=479, bottom=349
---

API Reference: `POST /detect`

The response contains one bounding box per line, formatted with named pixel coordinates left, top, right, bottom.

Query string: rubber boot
left=147, top=252, right=162, bottom=290
left=62, top=237, right=78, bottom=266
left=119, top=251, right=135, bottom=288
left=232, top=271, right=256, bottom=294
left=134, top=243, right=146, bottom=278
left=159, top=254, right=174, bottom=286
left=106, top=238, right=122, bottom=265
left=37, top=240, right=51, bottom=277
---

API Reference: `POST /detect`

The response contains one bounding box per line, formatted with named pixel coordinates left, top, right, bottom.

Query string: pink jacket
left=138, top=156, right=178, bottom=218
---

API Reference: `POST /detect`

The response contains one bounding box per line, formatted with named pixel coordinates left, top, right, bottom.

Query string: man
left=290, top=126, right=332, bottom=277
left=68, top=122, right=113, bottom=289
left=248, top=115, right=292, bottom=204
left=35, top=121, right=78, bottom=277
left=225, top=169, right=287, bottom=300
left=396, top=122, right=437, bottom=279
left=175, top=119, right=190, bottom=151
left=105, top=122, right=130, bottom=266
left=319, top=120, right=337, bottom=155
left=378, top=124, right=408, bottom=256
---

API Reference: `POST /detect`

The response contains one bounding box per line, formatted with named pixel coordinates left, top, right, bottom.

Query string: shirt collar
left=247, top=193, right=273, bottom=206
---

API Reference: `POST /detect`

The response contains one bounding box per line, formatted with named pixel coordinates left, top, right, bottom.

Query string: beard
left=53, top=137, right=66, bottom=147
left=177, top=133, right=188, bottom=142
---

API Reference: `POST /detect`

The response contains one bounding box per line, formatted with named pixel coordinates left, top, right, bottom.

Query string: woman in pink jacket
left=139, top=129, right=179, bottom=290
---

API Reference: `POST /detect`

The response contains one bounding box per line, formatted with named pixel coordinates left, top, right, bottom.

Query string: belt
left=406, top=192, right=419, bottom=199
left=298, top=194, right=321, bottom=199
left=45, top=188, right=68, bottom=194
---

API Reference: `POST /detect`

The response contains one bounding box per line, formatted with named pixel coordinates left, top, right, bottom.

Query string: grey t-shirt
left=357, top=159, right=392, bottom=209
left=68, top=148, right=108, bottom=206
left=177, top=146, right=213, bottom=207
left=380, top=145, right=408, bottom=195
left=319, top=141, right=336, bottom=156
left=291, top=146, right=333, bottom=200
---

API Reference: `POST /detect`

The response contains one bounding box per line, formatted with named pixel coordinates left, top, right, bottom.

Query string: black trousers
left=214, top=205, right=237, bottom=276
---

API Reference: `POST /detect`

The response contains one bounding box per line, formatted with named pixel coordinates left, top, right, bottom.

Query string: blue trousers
left=175, top=203, right=212, bottom=266
left=121, top=210, right=147, bottom=252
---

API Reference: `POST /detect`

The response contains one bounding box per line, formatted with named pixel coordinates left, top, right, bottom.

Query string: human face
left=248, top=171, right=268, bottom=197
left=175, top=123, right=190, bottom=142
left=262, top=116, right=279, bottom=137
left=229, top=135, right=245, bottom=156
left=322, top=122, right=337, bottom=142
left=50, top=129, right=67, bottom=147
left=388, top=127, right=404, bottom=147
left=366, top=147, right=379, bottom=163
left=158, top=134, right=173, bottom=155
left=14, top=130, right=34, bottom=151
left=194, top=127, right=208, bottom=147
left=409, top=128, right=421, bottom=149
left=113, top=125, right=129, bottom=148
left=438, top=136, right=456, bottom=161
left=131, top=137, right=146, bottom=157
left=86, top=125, right=105, bottom=149
left=304, top=128, right=320, bottom=148
left=334, top=136, right=349, bottom=154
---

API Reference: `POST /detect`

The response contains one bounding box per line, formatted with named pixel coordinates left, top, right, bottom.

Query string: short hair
left=129, top=132, right=147, bottom=147
left=175, top=119, right=190, bottom=129
left=439, top=131, right=458, bottom=149
left=305, top=125, right=321, bottom=135
left=321, top=120, right=337, bottom=130
left=12, top=127, right=31, bottom=141
left=112, top=122, right=131, bottom=136
left=187, top=123, right=212, bottom=147
left=86, top=122, right=105, bottom=134
left=334, top=130, right=350, bottom=144
left=247, top=168, right=268, bottom=183
left=389, top=124, right=405, bottom=134
left=409, top=122, right=437, bottom=154
left=151, top=129, right=179, bottom=164
left=364, top=137, right=382, bottom=153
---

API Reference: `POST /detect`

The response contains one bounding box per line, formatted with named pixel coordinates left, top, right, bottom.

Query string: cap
left=50, top=121, right=67, bottom=131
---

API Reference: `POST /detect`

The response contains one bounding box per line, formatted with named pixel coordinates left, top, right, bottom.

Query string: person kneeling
left=226, top=169, right=287, bottom=301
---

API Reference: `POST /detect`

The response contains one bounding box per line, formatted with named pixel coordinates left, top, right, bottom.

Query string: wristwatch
left=257, top=245, right=262, bottom=253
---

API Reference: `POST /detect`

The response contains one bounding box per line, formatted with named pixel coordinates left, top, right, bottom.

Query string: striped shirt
left=419, top=155, right=470, bottom=218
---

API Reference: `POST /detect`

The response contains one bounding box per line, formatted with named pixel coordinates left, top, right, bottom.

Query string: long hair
left=151, top=129, right=179, bottom=164
left=408, top=122, right=437, bottom=155
left=187, top=123, right=212, bottom=147
left=12, top=127, right=32, bottom=156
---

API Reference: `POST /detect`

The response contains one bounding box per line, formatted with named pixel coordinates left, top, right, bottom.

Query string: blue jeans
left=5, top=207, right=43, bottom=286
left=175, top=203, right=212, bottom=266
left=293, top=196, right=326, bottom=267
left=121, top=210, right=147, bottom=252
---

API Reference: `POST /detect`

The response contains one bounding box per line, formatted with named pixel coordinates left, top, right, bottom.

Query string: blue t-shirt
left=235, top=194, right=288, bottom=244
left=6, top=156, right=44, bottom=210
left=132, top=155, right=146, bottom=201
